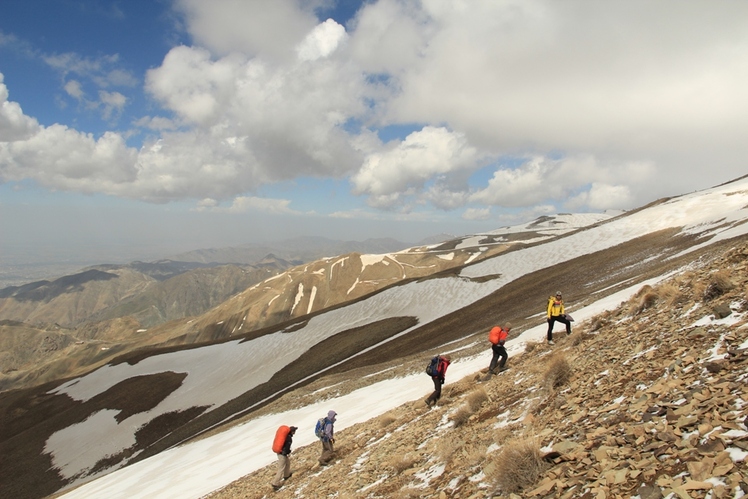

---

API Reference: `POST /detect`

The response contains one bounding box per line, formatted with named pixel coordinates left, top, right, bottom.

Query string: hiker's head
left=442, top=354, right=452, bottom=362
left=556, top=291, right=562, bottom=299
left=504, top=322, right=512, bottom=331
left=328, top=410, right=337, bottom=421
left=289, top=426, right=297, bottom=434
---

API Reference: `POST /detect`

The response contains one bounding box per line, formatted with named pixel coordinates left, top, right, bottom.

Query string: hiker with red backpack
left=271, top=425, right=297, bottom=490
left=424, top=354, right=451, bottom=408
left=488, top=323, right=511, bottom=375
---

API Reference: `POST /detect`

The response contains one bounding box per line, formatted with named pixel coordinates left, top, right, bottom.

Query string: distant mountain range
left=164, top=235, right=424, bottom=265
left=0, top=213, right=610, bottom=393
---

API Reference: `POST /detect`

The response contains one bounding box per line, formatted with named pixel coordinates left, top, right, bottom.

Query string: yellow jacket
left=547, top=296, right=565, bottom=318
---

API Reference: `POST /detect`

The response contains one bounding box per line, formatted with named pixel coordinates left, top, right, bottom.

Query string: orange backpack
left=272, top=425, right=291, bottom=453
left=488, top=326, right=507, bottom=345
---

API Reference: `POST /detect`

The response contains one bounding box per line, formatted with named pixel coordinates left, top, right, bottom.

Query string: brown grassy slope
left=207, top=240, right=748, bottom=499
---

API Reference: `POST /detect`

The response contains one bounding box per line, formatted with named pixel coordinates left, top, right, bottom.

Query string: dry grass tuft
left=543, top=354, right=572, bottom=390
left=524, top=341, right=542, bottom=354
left=487, top=437, right=548, bottom=493
left=451, top=405, right=474, bottom=427
left=658, top=282, right=687, bottom=307
left=588, top=313, right=610, bottom=332
left=378, top=414, right=397, bottom=428
left=462, top=442, right=489, bottom=468
left=628, top=285, right=658, bottom=315
left=703, top=270, right=734, bottom=301
left=385, top=453, right=419, bottom=473
left=633, top=284, right=653, bottom=298
left=568, top=332, right=589, bottom=346
left=436, top=434, right=462, bottom=462
left=466, top=387, right=488, bottom=411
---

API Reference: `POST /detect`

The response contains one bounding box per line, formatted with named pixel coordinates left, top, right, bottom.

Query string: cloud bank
left=1, top=0, right=747, bottom=220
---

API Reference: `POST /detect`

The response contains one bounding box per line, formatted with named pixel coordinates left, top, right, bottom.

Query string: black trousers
left=426, top=376, right=442, bottom=403
left=547, top=315, right=571, bottom=340
left=489, top=344, right=508, bottom=372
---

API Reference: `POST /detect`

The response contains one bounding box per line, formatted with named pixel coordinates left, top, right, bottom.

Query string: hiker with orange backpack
left=424, top=354, right=451, bottom=408
left=488, top=323, right=511, bottom=375
left=271, top=425, right=297, bottom=490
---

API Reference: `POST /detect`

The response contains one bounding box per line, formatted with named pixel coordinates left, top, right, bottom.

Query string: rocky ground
left=205, top=242, right=748, bottom=498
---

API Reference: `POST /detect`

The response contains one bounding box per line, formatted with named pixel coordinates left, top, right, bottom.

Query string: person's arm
left=282, top=435, right=293, bottom=455
left=547, top=299, right=553, bottom=318
left=324, top=422, right=334, bottom=441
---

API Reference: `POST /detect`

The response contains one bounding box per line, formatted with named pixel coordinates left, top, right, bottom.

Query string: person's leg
left=272, top=453, right=286, bottom=487
left=498, top=346, right=508, bottom=369
left=319, top=440, right=334, bottom=465
left=489, top=345, right=500, bottom=372
left=563, top=316, right=572, bottom=334
left=547, top=318, right=556, bottom=341
left=426, top=376, right=440, bottom=406
left=283, top=454, right=291, bottom=479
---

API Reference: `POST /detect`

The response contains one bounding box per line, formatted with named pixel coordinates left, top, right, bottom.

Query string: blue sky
left=2, top=0, right=748, bottom=270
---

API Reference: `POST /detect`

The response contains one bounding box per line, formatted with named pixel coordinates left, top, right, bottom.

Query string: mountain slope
left=49, top=230, right=748, bottom=499
left=207, top=238, right=748, bottom=498
left=2, top=179, right=748, bottom=498
left=0, top=214, right=604, bottom=393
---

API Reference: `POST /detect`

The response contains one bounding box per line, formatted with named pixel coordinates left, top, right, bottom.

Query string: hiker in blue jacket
left=424, top=354, right=451, bottom=408
left=318, top=410, right=337, bottom=466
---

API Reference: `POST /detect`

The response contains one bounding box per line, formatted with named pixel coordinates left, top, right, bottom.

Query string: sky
left=45, top=176, right=748, bottom=498
left=2, top=1, right=748, bottom=268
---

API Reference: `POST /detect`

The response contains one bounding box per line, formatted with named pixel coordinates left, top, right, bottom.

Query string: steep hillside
left=1, top=180, right=747, bottom=499
left=207, top=238, right=748, bottom=498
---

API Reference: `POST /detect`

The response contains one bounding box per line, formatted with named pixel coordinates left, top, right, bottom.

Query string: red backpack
left=488, top=326, right=508, bottom=345
left=272, top=425, right=291, bottom=453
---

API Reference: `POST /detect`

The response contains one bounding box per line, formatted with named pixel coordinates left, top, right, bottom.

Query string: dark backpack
left=314, top=417, right=327, bottom=439
left=425, top=356, right=439, bottom=376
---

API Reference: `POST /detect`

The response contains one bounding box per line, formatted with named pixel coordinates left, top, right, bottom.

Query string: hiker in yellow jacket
left=546, top=291, right=571, bottom=344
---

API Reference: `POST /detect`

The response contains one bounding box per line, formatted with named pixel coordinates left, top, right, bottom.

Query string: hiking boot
left=283, top=472, right=293, bottom=481
left=272, top=484, right=281, bottom=491
left=548, top=340, right=555, bottom=345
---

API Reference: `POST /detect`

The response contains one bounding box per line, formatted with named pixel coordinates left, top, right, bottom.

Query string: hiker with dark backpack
left=316, top=410, right=337, bottom=466
left=424, top=354, right=451, bottom=408
left=488, top=323, right=511, bottom=375
left=271, top=425, right=297, bottom=491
